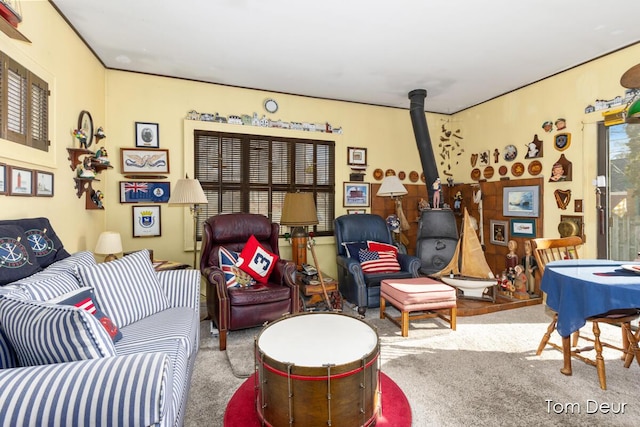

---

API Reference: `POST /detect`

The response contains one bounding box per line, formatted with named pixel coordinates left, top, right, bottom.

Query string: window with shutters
left=0, top=51, right=49, bottom=151
left=194, top=130, right=335, bottom=239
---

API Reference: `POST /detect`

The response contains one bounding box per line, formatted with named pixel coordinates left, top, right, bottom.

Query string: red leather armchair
left=200, top=213, right=299, bottom=350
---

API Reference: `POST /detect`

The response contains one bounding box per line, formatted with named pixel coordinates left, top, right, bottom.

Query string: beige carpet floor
left=184, top=304, right=639, bottom=426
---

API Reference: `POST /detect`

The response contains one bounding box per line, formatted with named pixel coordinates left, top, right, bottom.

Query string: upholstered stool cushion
left=380, top=277, right=457, bottom=337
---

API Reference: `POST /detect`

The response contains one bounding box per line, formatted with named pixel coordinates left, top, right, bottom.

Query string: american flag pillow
left=358, top=249, right=401, bottom=273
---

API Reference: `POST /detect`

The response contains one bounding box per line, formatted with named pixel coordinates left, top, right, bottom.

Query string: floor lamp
left=280, top=192, right=319, bottom=270
left=168, top=176, right=208, bottom=269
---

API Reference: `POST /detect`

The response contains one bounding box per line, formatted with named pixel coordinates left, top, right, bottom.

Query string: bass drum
left=255, top=312, right=380, bottom=427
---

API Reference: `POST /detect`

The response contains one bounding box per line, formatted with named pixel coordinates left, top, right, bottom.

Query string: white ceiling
left=51, top=0, right=640, bottom=114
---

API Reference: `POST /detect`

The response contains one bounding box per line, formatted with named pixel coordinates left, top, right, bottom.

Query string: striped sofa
left=0, top=249, right=200, bottom=427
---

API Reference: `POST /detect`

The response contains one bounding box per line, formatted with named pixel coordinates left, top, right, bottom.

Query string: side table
left=295, top=272, right=342, bottom=311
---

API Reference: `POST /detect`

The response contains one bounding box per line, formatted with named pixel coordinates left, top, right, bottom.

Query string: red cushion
left=367, top=240, right=398, bottom=256
left=237, top=235, right=279, bottom=283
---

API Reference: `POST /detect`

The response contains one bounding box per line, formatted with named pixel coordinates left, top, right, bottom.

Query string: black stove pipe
left=408, top=89, right=438, bottom=201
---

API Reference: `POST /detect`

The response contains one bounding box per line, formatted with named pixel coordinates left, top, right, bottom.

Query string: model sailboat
left=431, top=208, right=497, bottom=300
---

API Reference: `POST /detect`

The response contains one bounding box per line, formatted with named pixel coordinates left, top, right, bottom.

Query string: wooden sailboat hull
left=440, top=275, right=497, bottom=298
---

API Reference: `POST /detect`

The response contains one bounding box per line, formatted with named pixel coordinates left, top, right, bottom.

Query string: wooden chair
left=532, top=236, right=640, bottom=389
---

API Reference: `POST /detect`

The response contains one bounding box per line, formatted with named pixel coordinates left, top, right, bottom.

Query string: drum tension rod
left=324, top=363, right=335, bottom=426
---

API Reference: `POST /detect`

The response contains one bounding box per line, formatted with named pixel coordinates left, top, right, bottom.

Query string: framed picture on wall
left=8, top=166, right=33, bottom=196
left=489, top=220, right=508, bottom=246
left=120, top=181, right=171, bottom=203
left=135, top=122, right=160, bottom=148
left=35, top=171, right=54, bottom=197
left=132, top=205, right=161, bottom=237
left=503, top=185, right=540, bottom=217
left=510, top=218, right=536, bottom=238
left=343, top=182, right=370, bottom=207
left=121, top=148, right=170, bottom=174
left=347, top=209, right=367, bottom=214
left=0, top=163, right=6, bottom=195
left=347, top=147, right=367, bottom=167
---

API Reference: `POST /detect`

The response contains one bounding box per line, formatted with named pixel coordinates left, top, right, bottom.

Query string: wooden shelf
left=68, top=146, right=110, bottom=209
left=67, top=148, right=95, bottom=171
left=0, top=18, right=29, bottom=43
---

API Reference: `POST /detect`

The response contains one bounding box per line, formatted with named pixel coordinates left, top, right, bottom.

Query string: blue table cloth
left=540, top=259, right=640, bottom=337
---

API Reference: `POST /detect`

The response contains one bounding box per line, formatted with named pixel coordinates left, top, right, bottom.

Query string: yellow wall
left=455, top=43, right=640, bottom=258
left=2, top=2, right=639, bottom=271
left=0, top=1, right=106, bottom=252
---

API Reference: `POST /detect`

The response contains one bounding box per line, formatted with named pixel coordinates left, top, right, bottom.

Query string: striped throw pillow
left=0, top=297, right=116, bottom=367
left=358, top=249, right=401, bottom=274
left=76, top=250, right=169, bottom=328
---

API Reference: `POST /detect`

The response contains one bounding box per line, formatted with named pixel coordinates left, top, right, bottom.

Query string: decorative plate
left=398, top=171, right=406, bottom=180
left=499, top=165, right=508, bottom=176
left=409, top=171, right=419, bottom=182
left=471, top=168, right=481, bottom=181
left=420, top=173, right=426, bottom=183
left=503, top=144, right=517, bottom=162
left=385, top=169, right=396, bottom=177
left=483, top=166, right=494, bottom=179
left=511, top=162, right=525, bottom=177
left=528, top=160, right=543, bottom=176
left=621, top=265, right=640, bottom=274
left=373, top=168, right=384, bottom=180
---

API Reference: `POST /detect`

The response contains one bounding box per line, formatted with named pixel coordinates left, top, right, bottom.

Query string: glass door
left=598, top=122, right=640, bottom=260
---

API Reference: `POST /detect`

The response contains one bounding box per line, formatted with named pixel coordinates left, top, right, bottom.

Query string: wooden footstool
left=380, top=277, right=457, bottom=337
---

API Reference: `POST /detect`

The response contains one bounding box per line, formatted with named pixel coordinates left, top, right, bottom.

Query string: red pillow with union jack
left=50, top=287, right=122, bottom=342
left=358, top=249, right=401, bottom=274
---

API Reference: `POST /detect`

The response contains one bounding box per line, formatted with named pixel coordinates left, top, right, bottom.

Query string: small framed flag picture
left=120, top=181, right=170, bottom=203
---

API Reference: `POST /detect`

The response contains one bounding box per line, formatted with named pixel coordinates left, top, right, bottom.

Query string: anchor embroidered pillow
left=237, top=235, right=279, bottom=283
left=0, top=225, right=42, bottom=286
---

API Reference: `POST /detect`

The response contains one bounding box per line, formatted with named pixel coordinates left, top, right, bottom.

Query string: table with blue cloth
left=540, top=259, right=640, bottom=374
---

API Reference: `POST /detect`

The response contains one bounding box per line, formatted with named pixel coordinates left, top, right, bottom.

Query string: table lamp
left=280, top=192, right=318, bottom=270
left=377, top=175, right=409, bottom=231
left=94, top=231, right=123, bottom=262
left=168, top=175, right=208, bottom=269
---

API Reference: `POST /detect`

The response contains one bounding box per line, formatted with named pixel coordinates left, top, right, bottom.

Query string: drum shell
left=255, top=313, right=380, bottom=427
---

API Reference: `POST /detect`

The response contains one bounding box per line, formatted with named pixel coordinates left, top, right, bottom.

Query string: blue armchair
left=334, top=214, right=421, bottom=315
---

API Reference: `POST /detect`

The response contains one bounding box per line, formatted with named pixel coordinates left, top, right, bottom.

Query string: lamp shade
left=377, top=175, right=407, bottom=197
left=168, top=178, right=208, bottom=205
left=94, top=231, right=123, bottom=255
left=281, top=192, right=319, bottom=226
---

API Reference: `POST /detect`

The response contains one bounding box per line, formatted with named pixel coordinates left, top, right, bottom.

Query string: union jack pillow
left=358, top=249, right=401, bottom=274
left=219, top=247, right=256, bottom=288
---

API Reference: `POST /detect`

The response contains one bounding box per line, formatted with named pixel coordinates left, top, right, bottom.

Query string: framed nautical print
left=121, top=148, right=170, bottom=175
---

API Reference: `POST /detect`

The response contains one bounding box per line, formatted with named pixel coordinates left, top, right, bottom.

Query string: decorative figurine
left=77, top=156, right=96, bottom=179
left=73, top=129, right=88, bottom=149
left=513, top=265, right=530, bottom=299
left=505, top=240, right=518, bottom=271
left=453, top=191, right=463, bottom=213
left=521, top=240, right=538, bottom=295
left=418, top=198, right=430, bottom=211
left=91, top=190, right=104, bottom=208
left=94, top=126, right=106, bottom=141
left=94, top=147, right=110, bottom=165
left=432, top=177, right=441, bottom=209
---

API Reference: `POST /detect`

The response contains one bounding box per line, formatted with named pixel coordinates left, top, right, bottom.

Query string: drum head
left=257, top=313, right=378, bottom=367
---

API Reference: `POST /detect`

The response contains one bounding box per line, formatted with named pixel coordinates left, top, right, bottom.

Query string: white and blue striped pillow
left=76, top=250, right=170, bottom=328
left=0, top=296, right=116, bottom=367
left=0, top=326, right=17, bottom=369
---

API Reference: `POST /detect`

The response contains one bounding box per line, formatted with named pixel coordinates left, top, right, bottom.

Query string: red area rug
left=224, top=371, right=411, bottom=426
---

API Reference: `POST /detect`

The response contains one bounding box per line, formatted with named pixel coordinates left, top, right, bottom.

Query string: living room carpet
left=223, top=372, right=411, bottom=427
left=185, top=304, right=640, bottom=426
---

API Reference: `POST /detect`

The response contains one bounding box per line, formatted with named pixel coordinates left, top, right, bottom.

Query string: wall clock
left=78, top=110, right=94, bottom=147
left=264, top=98, right=278, bottom=114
